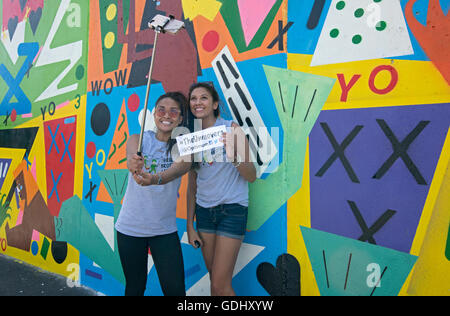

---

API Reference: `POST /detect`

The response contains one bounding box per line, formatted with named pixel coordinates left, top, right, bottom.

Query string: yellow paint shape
left=288, top=54, right=450, bottom=109
left=104, top=32, right=115, bottom=49
left=182, top=0, right=222, bottom=21
left=406, top=129, right=450, bottom=296
left=11, top=95, right=87, bottom=202
left=0, top=240, right=80, bottom=279
left=106, top=4, right=117, bottom=21
left=0, top=95, right=86, bottom=278
left=0, top=148, right=26, bottom=200
left=287, top=139, right=320, bottom=296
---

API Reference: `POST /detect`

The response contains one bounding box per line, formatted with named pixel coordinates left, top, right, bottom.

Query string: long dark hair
left=187, top=82, right=222, bottom=169
left=186, top=82, right=222, bottom=132
left=154, top=91, right=187, bottom=155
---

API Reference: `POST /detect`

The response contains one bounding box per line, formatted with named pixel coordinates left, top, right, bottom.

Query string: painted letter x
left=0, top=42, right=38, bottom=115
left=60, top=131, right=74, bottom=163
left=315, top=123, right=363, bottom=183
left=347, top=200, right=396, bottom=245
left=373, top=119, right=429, bottom=185
left=49, top=170, right=62, bottom=203
left=267, top=21, right=294, bottom=50
left=47, top=125, right=60, bottom=155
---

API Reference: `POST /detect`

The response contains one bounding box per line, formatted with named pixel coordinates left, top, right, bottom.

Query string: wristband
left=156, top=173, right=163, bottom=185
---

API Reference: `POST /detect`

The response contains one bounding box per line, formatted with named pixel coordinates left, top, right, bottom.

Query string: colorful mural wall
left=0, top=0, right=449, bottom=296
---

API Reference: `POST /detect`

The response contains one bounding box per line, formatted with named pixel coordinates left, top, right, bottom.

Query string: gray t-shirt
left=195, top=118, right=249, bottom=208
left=115, top=131, right=182, bottom=237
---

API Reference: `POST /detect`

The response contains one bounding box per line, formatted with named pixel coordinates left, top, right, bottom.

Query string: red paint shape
left=2, top=0, right=43, bottom=31
left=117, top=0, right=197, bottom=95
left=44, top=116, right=77, bottom=217
left=86, top=142, right=96, bottom=159
left=127, top=93, right=140, bottom=112
left=405, top=0, right=450, bottom=85
left=10, top=109, right=17, bottom=122
left=337, top=73, right=361, bottom=102
left=202, top=30, right=220, bottom=52
left=368, top=65, right=399, bottom=95
left=0, top=238, right=6, bottom=251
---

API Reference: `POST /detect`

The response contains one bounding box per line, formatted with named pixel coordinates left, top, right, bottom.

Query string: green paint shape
left=336, top=1, right=346, bottom=10
left=354, top=8, right=364, bottom=18
left=247, top=66, right=335, bottom=231
left=376, top=21, right=387, bottom=31
left=352, top=34, right=362, bottom=44
left=56, top=196, right=125, bottom=284
left=13, top=0, right=89, bottom=122
left=218, top=0, right=283, bottom=53
left=40, top=237, right=50, bottom=260
left=300, top=226, right=418, bottom=296
left=100, top=0, right=130, bottom=73
left=97, top=169, right=128, bottom=252
left=330, top=28, right=339, bottom=38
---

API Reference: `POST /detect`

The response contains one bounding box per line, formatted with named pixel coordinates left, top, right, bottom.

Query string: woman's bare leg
left=209, top=235, right=242, bottom=296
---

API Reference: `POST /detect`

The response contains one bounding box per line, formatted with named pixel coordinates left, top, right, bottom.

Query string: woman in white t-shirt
left=115, top=92, right=191, bottom=296
left=186, top=82, right=256, bottom=296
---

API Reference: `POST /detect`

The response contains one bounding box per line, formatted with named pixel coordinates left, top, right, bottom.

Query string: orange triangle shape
left=96, top=99, right=129, bottom=203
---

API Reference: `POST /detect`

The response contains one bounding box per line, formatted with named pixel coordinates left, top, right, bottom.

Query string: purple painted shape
left=309, top=103, right=450, bottom=253
left=0, top=158, right=11, bottom=191
left=85, top=269, right=103, bottom=280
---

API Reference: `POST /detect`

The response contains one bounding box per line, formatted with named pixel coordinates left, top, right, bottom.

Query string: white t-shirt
left=115, top=131, right=182, bottom=237
left=195, top=118, right=249, bottom=208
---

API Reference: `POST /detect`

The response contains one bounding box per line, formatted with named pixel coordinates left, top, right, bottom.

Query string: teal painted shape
left=97, top=169, right=128, bottom=252
left=248, top=66, right=336, bottom=231
left=300, top=226, right=418, bottom=296
left=97, top=169, right=129, bottom=205
left=56, top=196, right=125, bottom=284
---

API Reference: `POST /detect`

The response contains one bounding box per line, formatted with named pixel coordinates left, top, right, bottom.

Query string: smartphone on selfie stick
left=137, top=15, right=185, bottom=157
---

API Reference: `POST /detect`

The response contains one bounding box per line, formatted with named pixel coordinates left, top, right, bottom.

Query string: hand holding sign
left=221, top=126, right=243, bottom=162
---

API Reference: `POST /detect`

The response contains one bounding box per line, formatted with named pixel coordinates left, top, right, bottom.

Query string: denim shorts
left=195, top=203, right=248, bottom=241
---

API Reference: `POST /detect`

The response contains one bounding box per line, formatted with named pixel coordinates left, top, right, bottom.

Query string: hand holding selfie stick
left=137, top=15, right=185, bottom=156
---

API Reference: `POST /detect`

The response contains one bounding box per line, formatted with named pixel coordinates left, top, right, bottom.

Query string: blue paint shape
left=185, top=264, right=201, bottom=278
left=49, top=170, right=62, bottom=203
left=31, top=241, right=39, bottom=256
left=199, top=53, right=287, bottom=179
left=287, top=0, right=332, bottom=55
left=47, top=125, right=60, bottom=155
left=0, top=42, right=38, bottom=115
left=0, top=159, right=12, bottom=191
left=64, top=117, right=76, bottom=125
left=60, top=132, right=74, bottom=163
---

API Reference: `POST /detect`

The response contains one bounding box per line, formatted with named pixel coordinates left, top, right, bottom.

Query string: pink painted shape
left=238, top=0, right=277, bottom=46
left=30, top=157, right=37, bottom=182
left=55, top=100, right=70, bottom=110
left=16, top=210, right=24, bottom=225
left=32, top=229, right=40, bottom=241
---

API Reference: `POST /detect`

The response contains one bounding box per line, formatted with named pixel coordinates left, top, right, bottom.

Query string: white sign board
left=176, top=125, right=226, bottom=156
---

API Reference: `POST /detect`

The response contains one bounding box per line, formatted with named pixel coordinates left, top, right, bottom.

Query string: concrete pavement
left=0, top=254, right=98, bottom=296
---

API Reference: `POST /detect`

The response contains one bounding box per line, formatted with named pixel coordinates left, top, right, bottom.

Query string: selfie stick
left=137, top=15, right=185, bottom=156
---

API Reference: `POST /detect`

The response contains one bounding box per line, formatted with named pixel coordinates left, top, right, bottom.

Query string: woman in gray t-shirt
left=186, top=82, right=256, bottom=296
left=116, top=92, right=191, bottom=296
